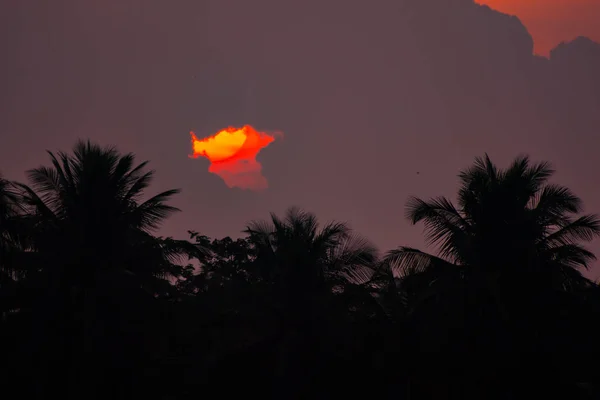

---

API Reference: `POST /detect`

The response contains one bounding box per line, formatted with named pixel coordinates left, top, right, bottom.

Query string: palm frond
left=131, top=189, right=181, bottom=231
left=244, top=220, right=274, bottom=238
left=405, top=196, right=468, bottom=262
left=26, top=166, right=65, bottom=211
left=384, top=247, right=454, bottom=277
left=458, top=153, right=498, bottom=187
left=123, top=170, right=155, bottom=203
left=533, top=184, right=583, bottom=223
left=14, top=182, right=58, bottom=221
left=340, top=265, right=377, bottom=285
left=314, top=221, right=350, bottom=252
left=0, top=176, right=24, bottom=216
left=519, top=159, right=554, bottom=193
left=333, top=233, right=378, bottom=265
left=328, top=233, right=379, bottom=284
left=542, top=214, right=600, bottom=248
left=546, top=243, right=596, bottom=270
left=111, top=153, right=135, bottom=183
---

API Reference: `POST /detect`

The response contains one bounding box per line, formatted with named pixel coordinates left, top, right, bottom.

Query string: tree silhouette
left=246, top=207, right=378, bottom=291
left=13, top=141, right=198, bottom=398
left=244, top=207, right=379, bottom=395
left=382, top=154, right=600, bottom=395
left=17, top=140, right=196, bottom=291
left=0, top=173, right=26, bottom=317
left=3, top=146, right=600, bottom=399
left=387, top=154, right=600, bottom=285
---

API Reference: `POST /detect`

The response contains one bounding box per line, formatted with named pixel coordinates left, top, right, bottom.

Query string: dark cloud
left=1, top=0, right=600, bottom=277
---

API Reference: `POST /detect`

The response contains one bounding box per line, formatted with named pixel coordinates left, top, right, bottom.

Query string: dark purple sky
left=2, top=0, right=600, bottom=277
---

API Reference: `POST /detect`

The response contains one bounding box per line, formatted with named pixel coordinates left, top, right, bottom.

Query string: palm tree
left=13, top=140, right=198, bottom=397
left=245, top=207, right=378, bottom=302
left=16, top=140, right=196, bottom=291
left=386, top=154, right=600, bottom=291
left=381, top=155, right=600, bottom=394
left=244, top=207, right=378, bottom=394
left=384, top=154, right=600, bottom=359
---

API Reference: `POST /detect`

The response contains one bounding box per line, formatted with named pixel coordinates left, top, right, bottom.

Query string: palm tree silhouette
left=379, top=154, right=600, bottom=396
left=244, top=207, right=378, bottom=395
left=14, top=140, right=198, bottom=397
left=384, top=155, right=600, bottom=352
left=17, top=140, right=195, bottom=291
left=386, top=154, right=600, bottom=291
left=245, top=207, right=378, bottom=301
left=0, top=173, right=26, bottom=317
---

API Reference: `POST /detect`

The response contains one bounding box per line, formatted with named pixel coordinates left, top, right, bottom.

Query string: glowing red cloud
left=475, top=0, right=600, bottom=56
left=189, top=125, right=280, bottom=190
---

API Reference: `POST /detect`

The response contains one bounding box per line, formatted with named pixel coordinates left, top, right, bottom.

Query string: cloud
left=189, top=126, right=281, bottom=190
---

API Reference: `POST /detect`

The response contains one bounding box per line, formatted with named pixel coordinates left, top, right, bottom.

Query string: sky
left=1, top=0, right=600, bottom=277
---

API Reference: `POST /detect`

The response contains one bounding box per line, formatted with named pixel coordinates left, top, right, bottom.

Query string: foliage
left=2, top=146, right=600, bottom=399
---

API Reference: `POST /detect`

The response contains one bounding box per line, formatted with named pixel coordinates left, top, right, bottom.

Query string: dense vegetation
left=2, top=141, right=600, bottom=399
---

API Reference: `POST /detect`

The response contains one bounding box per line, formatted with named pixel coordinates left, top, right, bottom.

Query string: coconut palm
left=245, top=207, right=378, bottom=297
left=16, top=140, right=197, bottom=292
left=386, top=154, right=600, bottom=291
left=383, top=154, right=600, bottom=358
left=244, top=207, right=380, bottom=332
left=244, top=208, right=379, bottom=393
left=11, top=141, right=203, bottom=397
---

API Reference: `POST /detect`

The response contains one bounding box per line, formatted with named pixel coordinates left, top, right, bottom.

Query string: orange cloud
left=476, top=0, right=600, bottom=56
left=189, top=125, right=279, bottom=190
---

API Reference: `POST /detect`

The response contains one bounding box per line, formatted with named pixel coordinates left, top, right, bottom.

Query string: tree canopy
left=1, top=144, right=599, bottom=399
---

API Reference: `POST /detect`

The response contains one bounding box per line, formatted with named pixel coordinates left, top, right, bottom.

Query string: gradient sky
left=1, top=0, right=600, bottom=277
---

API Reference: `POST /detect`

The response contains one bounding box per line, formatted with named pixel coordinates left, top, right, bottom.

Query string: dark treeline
left=2, top=140, right=600, bottom=399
